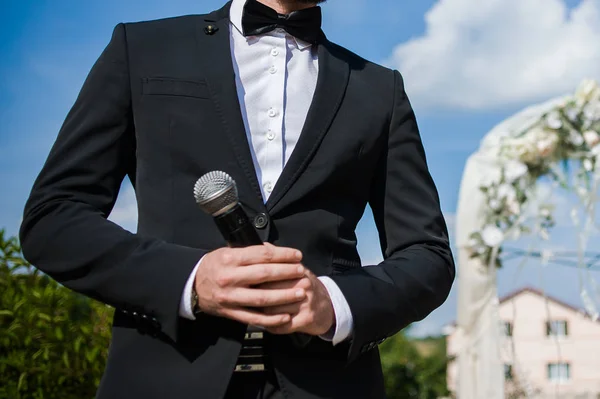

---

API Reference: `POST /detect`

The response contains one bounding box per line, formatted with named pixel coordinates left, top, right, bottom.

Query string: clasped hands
left=194, top=243, right=335, bottom=336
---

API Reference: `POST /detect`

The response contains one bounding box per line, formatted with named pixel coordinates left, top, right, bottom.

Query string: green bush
left=0, top=229, right=113, bottom=399
left=379, top=331, right=451, bottom=399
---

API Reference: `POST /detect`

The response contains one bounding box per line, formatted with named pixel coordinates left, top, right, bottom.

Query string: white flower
left=583, top=158, right=593, bottom=171
left=584, top=103, right=600, bottom=121
left=481, top=225, right=504, bottom=247
left=540, top=208, right=551, bottom=218
left=506, top=198, right=521, bottom=215
left=497, top=184, right=516, bottom=200
left=546, top=112, right=563, bottom=129
left=503, top=160, right=528, bottom=182
left=566, top=108, right=580, bottom=122
left=569, top=130, right=585, bottom=146
left=515, top=128, right=558, bottom=162
left=481, top=168, right=502, bottom=187
left=537, top=137, right=557, bottom=157
left=540, top=229, right=550, bottom=241
left=575, top=79, right=600, bottom=105
left=583, top=131, right=600, bottom=148
left=489, top=199, right=502, bottom=211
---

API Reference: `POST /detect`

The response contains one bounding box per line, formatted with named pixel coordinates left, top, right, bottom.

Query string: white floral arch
left=454, top=80, right=600, bottom=399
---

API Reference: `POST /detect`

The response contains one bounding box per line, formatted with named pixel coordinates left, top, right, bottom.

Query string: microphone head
left=194, top=171, right=239, bottom=216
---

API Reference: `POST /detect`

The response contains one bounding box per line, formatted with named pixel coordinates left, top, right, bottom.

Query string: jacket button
left=253, top=213, right=268, bottom=229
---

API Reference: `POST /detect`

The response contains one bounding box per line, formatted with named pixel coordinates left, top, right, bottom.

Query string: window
left=547, top=363, right=570, bottom=383
left=501, top=321, right=513, bottom=337
left=546, top=320, right=568, bottom=337
left=504, top=364, right=513, bottom=381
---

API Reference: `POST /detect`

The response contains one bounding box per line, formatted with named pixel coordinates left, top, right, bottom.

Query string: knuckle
left=215, top=274, right=230, bottom=288
left=300, top=277, right=312, bottom=289
left=220, top=251, right=234, bottom=265
left=304, top=312, right=315, bottom=325
left=262, top=246, right=274, bottom=261
left=259, top=265, right=271, bottom=281
left=213, top=291, right=228, bottom=305
left=255, top=295, right=268, bottom=307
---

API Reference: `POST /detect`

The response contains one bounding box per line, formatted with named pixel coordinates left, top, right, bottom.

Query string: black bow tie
left=241, top=0, right=323, bottom=45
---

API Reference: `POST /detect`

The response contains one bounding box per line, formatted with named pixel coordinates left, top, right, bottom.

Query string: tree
left=0, top=229, right=113, bottom=399
left=379, top=332, right=451, bottom=399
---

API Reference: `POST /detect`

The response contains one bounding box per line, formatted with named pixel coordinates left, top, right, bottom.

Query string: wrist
left=191, top=283, right=202, bottom=316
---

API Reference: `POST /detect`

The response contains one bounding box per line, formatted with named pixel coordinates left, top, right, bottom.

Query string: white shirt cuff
left=179, top=255, right=205, bottom=320
left=317, top=276, right=354, bottom=345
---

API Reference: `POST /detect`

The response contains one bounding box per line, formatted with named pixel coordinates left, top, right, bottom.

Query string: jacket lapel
left=266, top=39, right=350, bottom=213
left=195, top=2, right=265, bottom=211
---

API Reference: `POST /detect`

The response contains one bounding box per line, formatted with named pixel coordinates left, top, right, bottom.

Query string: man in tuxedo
left=20, top=0, right=455, bottom=398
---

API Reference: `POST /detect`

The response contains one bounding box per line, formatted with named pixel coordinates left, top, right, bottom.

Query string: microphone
left=193, top=171, right=311, bottom=348
left=193, top=170, right=262, bottom=248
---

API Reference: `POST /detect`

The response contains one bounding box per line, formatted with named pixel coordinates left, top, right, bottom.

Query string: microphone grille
left=193, top=171, right=239, bottom=216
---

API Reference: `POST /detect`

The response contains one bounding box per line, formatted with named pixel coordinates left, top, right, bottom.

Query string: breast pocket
left=142, top=77, right=210, bottom=99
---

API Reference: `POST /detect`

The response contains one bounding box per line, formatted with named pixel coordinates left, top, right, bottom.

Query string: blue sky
left=2, top=0, right=600, bottom=336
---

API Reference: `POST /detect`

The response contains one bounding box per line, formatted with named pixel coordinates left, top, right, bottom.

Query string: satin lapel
left=195, top=3, right=265, bottom=210
left=266, top=39, right=350, bottom=214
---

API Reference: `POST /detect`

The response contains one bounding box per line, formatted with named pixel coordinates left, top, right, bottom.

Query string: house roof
left=499, top=286, right=585, bottom=314
left=443, top=286, right=599, bottom=334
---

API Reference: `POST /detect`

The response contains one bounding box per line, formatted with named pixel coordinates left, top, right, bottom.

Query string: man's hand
left=194, top=244, right=307, bottom=328
left=260, top=269, right=335, bottom=336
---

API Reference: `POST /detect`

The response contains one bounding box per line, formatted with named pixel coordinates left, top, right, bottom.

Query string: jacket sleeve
left=329, top=70, right=455, bottom=363
left=19, top=24, right=207, bottom=342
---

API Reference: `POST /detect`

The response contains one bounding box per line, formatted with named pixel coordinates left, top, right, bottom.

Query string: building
left=446, top=287, right=600, bottom=398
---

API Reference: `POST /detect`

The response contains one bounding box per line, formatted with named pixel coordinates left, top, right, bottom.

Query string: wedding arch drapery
left=454, top=96, right=574, bottom=399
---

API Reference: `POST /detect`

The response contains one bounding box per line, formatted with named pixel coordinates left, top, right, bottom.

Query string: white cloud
left=387, top=0, right=600, bottom=110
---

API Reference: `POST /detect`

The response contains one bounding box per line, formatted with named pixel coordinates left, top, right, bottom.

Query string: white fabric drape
left=455, top=97, right=567, bottom=399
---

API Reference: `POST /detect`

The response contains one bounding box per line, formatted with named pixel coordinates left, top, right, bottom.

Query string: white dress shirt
left=179, top=0, right=353, bottom=345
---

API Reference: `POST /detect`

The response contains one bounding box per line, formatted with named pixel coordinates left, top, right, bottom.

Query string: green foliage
left=0, top=229, right=113, bottom=399
left=379, top=332, right=451, bottom=399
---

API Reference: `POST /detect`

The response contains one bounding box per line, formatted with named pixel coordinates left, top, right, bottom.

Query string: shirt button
left=268, top=108, right=277, bottom=117
left=263, top=182, right=273, bottom=193
left=269, top=66, right=277, bottom=74
left=267, top=130, right=275, bottom=140
left=271, top=48, right=279, bottom=57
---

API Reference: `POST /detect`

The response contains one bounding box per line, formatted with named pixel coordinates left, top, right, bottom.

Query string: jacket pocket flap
left=142, top=77, right=209, bottom=99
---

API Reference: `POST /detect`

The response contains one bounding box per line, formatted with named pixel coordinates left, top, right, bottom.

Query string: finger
left=266, top=312, right=312, bottom=335
left=229, top=264, right=306, bottom=286
left=224, top=245, right=302, bottom=266
left=257, top=277, right=311, bottom=291
left=226, top=287, right=306, bottom=307
left=262, top=302, right=302, bottom=315
left=220, top=308, right=291, bottom=328
left=265, top=321, right=294, bottom=335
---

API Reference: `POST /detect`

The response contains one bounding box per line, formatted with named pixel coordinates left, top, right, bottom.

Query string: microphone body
left=194, top=171, right=311, bottom=348
left=213, top=204, right=262, bottom=248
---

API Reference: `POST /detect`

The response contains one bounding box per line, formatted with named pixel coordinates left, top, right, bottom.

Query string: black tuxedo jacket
left=20, top=3, right=454, bottom=398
